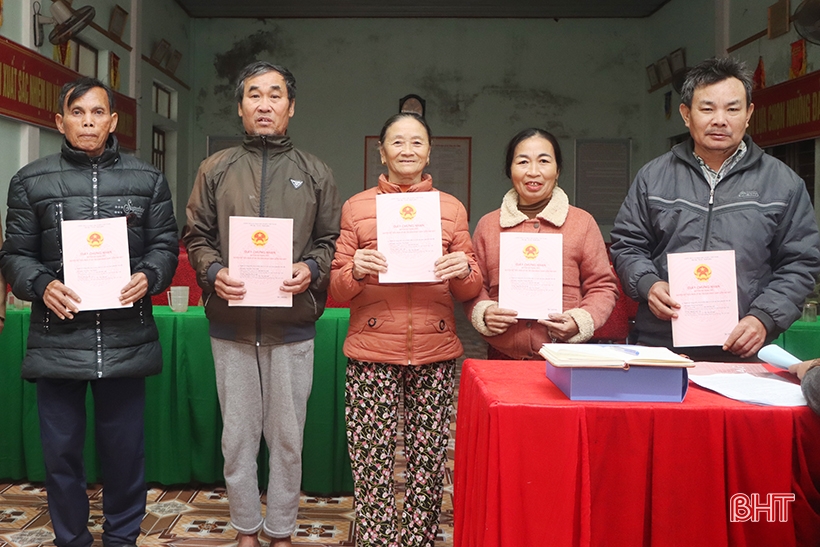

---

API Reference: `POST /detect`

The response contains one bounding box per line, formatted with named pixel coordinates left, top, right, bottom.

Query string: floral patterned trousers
left=345, top=358, right=455, bottom=547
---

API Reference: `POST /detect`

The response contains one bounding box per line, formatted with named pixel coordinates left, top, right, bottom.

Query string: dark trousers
left=36, top=377, right=147, bottom=547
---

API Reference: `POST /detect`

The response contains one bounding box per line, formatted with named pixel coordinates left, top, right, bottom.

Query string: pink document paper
left=498, top=232, right=562, bottom=320
left=228, top=216, right=293, bottom=307
left=61, top=217, right=132, bottom=311
left=668, top=249, right=738, bottom=347
left=376, top=191, right=442, bottom=284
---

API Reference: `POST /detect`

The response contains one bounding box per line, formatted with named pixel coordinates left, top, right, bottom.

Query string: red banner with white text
left=749, top=69, right=820, bottom=148
left=0, top=36, right=136, bottom=150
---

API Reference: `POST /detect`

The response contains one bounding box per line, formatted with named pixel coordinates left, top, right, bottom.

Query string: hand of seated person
left=789, top=359, right=820, bottom=381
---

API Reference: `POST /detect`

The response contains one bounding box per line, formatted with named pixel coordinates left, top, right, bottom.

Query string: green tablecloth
left=773, top=319, right=820, bottom=361
left=0, top=305, right=353, bottom=495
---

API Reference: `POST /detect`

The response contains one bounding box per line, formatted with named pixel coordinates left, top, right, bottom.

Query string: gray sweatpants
left=210, top=337, right=314, bottom=538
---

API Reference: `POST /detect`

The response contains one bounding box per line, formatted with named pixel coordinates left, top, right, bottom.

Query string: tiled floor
left=0, top=305, right=488, bottom=547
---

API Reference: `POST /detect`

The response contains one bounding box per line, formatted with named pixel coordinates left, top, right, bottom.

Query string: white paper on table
left=376, top=192, right=442, bottom=284
left=228, top=216, right=293, bottom=307
left=498, top=233, right=562, bottom=320
left=688, top=372, right=806, bottom=406
left=668, top=250, right=738, bottom=347
left=61, top=217, right=132, bottom=311
left=757, top=344, right=802, bottom=369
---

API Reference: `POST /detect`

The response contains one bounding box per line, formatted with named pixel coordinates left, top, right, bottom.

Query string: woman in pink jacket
left=330, top=113, right=481, bottom=547
left=466, top=128, right=618, bottom=359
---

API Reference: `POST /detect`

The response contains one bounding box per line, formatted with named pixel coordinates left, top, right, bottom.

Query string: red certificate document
left=668, top=250, right=738, bottom=347
left=228, top=216, right=293, bottom=307
left=61, top=217, right=132, bottom=311
left=498, top=232, right=562, bottom=320
left=376, top=191, right=442, bottom=284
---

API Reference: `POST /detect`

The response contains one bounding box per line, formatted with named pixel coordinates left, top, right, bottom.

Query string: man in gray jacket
left=183, top=61, right=340, bottom=547
left=0, top=77, right=178, bottom=547
left=611, top=57, right=820, bottom=361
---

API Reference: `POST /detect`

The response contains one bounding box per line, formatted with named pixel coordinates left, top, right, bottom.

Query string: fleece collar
left=499, top=186, right=569, bottom=228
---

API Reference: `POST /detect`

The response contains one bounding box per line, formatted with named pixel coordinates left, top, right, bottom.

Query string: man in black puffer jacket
left=0, top=77, right=178, bottom=547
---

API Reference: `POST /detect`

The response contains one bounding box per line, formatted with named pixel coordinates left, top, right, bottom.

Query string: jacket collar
left=377, top=173, right=434, bottom=193
left=500, top=186, right=569, bottom=228
left=61, top=134, right=120, bottom=168
left=242, top=133, right=293, bottom=156
left=671, top=134, right=763, bottom=177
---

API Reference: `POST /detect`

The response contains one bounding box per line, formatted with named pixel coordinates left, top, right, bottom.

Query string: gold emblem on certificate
left=251, top=230, right=268, bottom=246
left=694, top=264, right=712, bottom=281
left=523, top=244, right=539, bottom=260
left=400, top=204, right=417, bottom=220
left=87, top=232, right=104, bottom=248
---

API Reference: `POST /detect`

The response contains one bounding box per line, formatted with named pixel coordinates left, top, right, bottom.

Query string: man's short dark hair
left=58, top=77, right=115, bottom=115
left=680, top=57, right=753, bottom=108
left=234, top=61, right=296, bottom=105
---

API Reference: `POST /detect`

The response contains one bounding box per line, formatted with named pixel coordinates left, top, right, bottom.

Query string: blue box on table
left=545, top=362, right=689, bottom=402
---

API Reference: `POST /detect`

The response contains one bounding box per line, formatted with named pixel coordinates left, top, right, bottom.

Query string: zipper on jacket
left=91, top=162, right=104, bottom=377
left=95, top=312, right=103, bottom=377
left=256, top=137, right=269, bottom=348
left=256, top=308, right=262, bottom=348
left=55, top=202, right=65, bottom=276
left=702, top=182, right=717, bottom=250
left=91, top=161, right=99, bottom=218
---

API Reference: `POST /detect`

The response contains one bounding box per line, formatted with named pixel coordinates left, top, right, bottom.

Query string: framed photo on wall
left=150, top=39, right=171, bottom=64
left=656, top=57, right=673, bottom=83
left=669, top=48, right=686, bottom=74
left=646, top=64, right=659, bottom=89
left=166, top=50, right=182, bottom=74
left=108, top=5, right=128, bottom=39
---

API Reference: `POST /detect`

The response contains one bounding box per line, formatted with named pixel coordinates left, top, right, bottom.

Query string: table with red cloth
left=454, top=359, right=820, bottom=547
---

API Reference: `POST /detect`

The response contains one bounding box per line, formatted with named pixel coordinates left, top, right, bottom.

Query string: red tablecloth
left=454, top=359, right=820, bottom=547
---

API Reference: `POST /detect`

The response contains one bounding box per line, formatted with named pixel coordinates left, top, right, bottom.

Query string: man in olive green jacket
left=183, top=61, right=340, bottom=547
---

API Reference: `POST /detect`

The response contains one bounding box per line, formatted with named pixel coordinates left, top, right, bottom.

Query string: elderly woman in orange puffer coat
left=330, top=113, right=481, bottom=547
